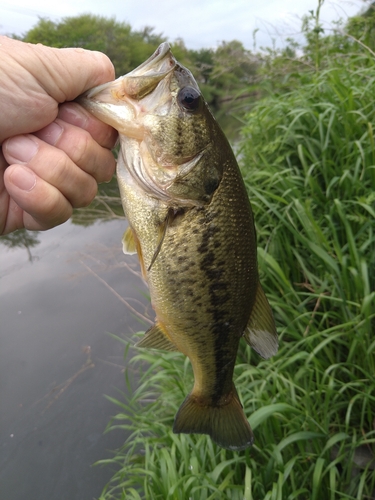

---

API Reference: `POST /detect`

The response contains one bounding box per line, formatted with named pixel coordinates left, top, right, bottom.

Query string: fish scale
left=77, top=42, right=278, bottom=450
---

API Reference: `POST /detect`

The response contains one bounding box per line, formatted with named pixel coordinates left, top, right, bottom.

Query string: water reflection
left=0, top=214, right=151, bottom=499
left=0, top=229, right=41, bottom=262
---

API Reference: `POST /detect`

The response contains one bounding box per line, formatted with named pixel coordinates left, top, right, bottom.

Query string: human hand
left=0, top=36, right=118, bottom=235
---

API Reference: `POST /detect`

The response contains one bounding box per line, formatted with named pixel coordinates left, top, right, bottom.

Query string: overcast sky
left=0, top=0, right=369, bottom=50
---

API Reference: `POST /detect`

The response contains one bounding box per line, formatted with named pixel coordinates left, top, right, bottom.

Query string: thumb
left=0, top=36, right=115, bottom=103
left=30, top=43, right=116, bottom=102
left=0, top=36, right=115, bottom=142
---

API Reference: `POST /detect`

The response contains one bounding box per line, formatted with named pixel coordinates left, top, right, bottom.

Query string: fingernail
left=58, top=103, right=88, bottom=128
left=35, top=121, right=63, bottom=146
left=9, top=165, right=37, bottom=191
left=5, top=136, right=39, bottom=163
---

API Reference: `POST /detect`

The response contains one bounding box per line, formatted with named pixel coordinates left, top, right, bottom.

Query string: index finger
left=57, top=102, right=118, bottom=149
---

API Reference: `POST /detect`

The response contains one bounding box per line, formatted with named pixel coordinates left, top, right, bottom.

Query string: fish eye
left=177, top=87, right=201, bottom=111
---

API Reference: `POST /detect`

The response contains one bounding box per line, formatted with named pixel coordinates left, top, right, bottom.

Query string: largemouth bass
left=78, top=43, right=278, bottom=450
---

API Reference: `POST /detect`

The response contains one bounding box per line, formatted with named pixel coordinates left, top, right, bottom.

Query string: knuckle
left=72, top=131, right=91, bottom=166
left=37, top=191, right=73, bottom=228
left=102, top=126, right=118, bottom=149
left=99, top=152, right=116, bottom=182
left=76, top=178, right=97, bottom=207
left=51, top=154, right=70, bottom=185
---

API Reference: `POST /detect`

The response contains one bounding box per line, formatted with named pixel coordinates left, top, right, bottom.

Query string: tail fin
left=173, top=384, right=253, bottom=451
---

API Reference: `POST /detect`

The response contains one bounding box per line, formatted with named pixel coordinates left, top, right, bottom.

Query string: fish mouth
left=123, top=42, right=176, bottom=96
left=76, top=43, right=176, bottom=139
left=77, top=43, right=208, bottom=205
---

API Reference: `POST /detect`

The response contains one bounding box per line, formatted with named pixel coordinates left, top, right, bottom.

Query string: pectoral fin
left=122, top=226, right=147, bottom=279
left=122, top=227, right=137, bottom=254
left=136, top=322, right=179, bottom=351
left=147, top=208, right=175, bottom=272
left=243, top=282, right=278, bottom=359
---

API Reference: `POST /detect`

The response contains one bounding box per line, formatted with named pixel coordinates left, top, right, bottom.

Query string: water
left=0, top=219, right=150, bottom=500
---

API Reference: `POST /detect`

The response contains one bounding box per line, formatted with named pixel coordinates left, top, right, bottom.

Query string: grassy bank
left=97, top=38, right=375, bottom=500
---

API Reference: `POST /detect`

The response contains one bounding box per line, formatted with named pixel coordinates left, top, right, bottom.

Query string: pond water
left=0, top=218, right=151, bottom=500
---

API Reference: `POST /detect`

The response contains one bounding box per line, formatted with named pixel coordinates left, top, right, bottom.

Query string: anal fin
left=136, top=322, right=179, bottom=351
left=243, top=282, right=278, bottom=359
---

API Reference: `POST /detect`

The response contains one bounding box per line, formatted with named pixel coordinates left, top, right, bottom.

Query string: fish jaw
left=77, top=78, right=143, bottom=139
left=77, top=42, right=216, bottom=205
left=76, top=43, right=176, bottom=140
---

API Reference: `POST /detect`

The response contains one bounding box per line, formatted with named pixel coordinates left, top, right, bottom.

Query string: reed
left=97, top=36, right=375, bottom=500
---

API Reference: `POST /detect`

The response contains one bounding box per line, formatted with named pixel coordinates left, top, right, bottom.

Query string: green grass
left=96, top=45, right=375, bottom=500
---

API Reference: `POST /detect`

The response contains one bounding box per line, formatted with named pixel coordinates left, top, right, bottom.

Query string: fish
left=77, top=43, right=278, bottom=451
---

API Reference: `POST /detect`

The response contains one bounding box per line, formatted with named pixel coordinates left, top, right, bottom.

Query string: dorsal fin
left=243, top=282, right=278, bottom=359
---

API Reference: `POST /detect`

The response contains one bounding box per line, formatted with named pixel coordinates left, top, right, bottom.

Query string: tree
left=17, top=15, right=261, bottom=138
left=345, top=1, right=375, bottom=50
left=21, top=15, right=166, bottom=76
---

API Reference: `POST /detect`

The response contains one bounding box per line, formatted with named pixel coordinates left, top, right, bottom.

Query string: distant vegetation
left=16, top=2, right=375, bottom=498
left=18, top=13, right=258, bottom=139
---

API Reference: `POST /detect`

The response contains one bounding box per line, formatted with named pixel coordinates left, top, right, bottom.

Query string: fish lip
left=82, top=81, right=116, bottom=100
left=126, top=42, right=174, bottom=77
left=78, top=42, right=175, bottom=102
left=76, top=42, right=177, bottom=139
